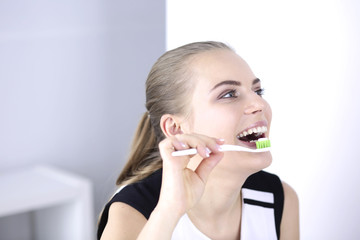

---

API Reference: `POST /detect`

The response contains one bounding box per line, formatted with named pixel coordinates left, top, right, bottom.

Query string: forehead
left=189, top=50, right=256, bottom=86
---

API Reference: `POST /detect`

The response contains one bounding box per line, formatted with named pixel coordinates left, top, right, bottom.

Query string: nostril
left=244, top=107, right=262, bottom=115
left=252, top=109, right=262, bottom=114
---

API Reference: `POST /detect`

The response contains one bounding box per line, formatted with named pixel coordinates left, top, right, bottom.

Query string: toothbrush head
left=255, top=138, right=271, bottom=149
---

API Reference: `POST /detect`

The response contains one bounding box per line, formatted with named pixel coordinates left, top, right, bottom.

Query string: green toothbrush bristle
left=255, top=139, right=271, bottom=149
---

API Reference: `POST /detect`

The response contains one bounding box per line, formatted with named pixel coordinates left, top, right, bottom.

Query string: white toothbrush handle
left=219, top=145, right=271, bottom=153
left=171, top=145, right=271, bottom=157
left=171, top=148, right=198, bottom=157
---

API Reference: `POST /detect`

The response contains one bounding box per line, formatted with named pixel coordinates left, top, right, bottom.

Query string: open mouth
left=237, top=126, right=268, bottom=144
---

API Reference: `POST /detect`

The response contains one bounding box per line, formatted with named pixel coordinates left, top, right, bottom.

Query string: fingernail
left=180, top=142, right=187, bottom=148
left=206, top=147, right=211, bottom=157
left=218, top=138, right=225, bottom=143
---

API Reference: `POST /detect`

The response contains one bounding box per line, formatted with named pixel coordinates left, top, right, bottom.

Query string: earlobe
left=160, top=114, right=183, bottom=137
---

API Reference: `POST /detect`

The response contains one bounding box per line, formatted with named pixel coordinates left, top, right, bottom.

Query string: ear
left=160, top=114, right=184, bottom=138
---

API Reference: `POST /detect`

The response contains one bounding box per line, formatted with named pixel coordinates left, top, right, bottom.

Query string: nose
left=244, top=93, right=266, bottom=115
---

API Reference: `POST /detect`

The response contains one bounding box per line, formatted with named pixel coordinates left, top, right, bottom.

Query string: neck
left=191, top=169, right=249, bottom=217
left=187, top=168, right=254, bottom=239
left=195, top=167, right=259, bottom=221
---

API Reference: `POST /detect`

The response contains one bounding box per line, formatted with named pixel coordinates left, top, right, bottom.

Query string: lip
left=239, top=120, right=268, bottom=134
left=236, top=120, right=269, bottom=149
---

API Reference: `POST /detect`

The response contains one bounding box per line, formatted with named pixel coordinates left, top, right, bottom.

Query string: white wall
left=0, top=1, right=165, bottom=239
left=167, top=0, right=360, bottom=238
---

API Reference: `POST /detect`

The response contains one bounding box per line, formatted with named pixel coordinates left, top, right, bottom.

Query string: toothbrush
left=171, top=138, right=271, bottom=157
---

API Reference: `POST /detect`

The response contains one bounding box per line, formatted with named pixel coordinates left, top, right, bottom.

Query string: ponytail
left=116, top=112, right=162, bottom=186
left=115, top=41, right=232, bottom=186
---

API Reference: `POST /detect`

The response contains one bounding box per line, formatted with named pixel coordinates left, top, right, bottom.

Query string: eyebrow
left=252, top=78, right=260, bottom=85
left=210, top=78, right=261, bottom=92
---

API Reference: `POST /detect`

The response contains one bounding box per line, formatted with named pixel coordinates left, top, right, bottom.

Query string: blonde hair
left=116, top=41, right=232, bottom=186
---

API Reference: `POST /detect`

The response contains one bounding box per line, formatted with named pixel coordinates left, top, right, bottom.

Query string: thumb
left=194, top=153, right=223, bottom=183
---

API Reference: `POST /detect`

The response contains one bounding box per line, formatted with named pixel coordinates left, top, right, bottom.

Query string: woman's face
left=182, top=49, right=272, bottom=172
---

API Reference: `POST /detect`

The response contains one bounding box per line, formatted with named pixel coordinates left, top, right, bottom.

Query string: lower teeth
left=249, top=138, right=268, bottom=143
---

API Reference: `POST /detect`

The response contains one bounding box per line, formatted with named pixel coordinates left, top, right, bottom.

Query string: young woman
left=97, top=41, right=299, bottom=240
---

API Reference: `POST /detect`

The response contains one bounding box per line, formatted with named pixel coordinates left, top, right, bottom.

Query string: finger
left=159, top=137, right=186, bottom=155
left=195, top=151, right=224, bottom=183
left=159, top=134, right=224, bottom=162
left=159, top=138, right=192, bottom=170
left=174, top=134, right=223, bottom=156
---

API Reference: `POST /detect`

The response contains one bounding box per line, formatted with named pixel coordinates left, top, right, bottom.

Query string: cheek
left=265, top=102, right=272, bottom=125
left=189, top=106, right=239, bottom=138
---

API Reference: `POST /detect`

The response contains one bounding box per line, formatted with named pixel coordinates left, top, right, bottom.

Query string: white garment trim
left=172, top=214, right=211, bottom=240
left=242, top=188, right=274, bottom=203
left=241, top=188, right=277, bottom=240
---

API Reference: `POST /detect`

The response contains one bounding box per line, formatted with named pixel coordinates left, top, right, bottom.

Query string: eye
left=255, top=88, right=265, bottom=97
left=219, top=89, right=238, bottom=99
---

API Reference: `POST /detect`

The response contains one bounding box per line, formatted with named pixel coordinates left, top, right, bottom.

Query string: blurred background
left=1, top=0, right=359, bottom=239
left=0, top=1, right=165, bottom=239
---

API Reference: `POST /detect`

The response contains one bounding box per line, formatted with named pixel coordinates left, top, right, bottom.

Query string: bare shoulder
left=100, top=202, right=147, bottom=240
left=282, top=181, right=299, bottom=206
left=280, top=181, right=300, bottom=240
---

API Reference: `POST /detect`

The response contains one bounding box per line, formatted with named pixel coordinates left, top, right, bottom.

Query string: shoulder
left=112, top=169, right=162, bottom=219
left=282, top=181, right=298, bottom=206
left=97, top=169, right=162, bottom=239
left=280, top=181, right=299, bottom=240
left=100, top=202, right=147, bottom=240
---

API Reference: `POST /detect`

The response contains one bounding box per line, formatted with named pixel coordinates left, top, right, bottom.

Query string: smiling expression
left=181, top=49, right=272, bottom=171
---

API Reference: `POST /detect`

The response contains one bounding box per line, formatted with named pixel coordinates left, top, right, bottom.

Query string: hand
left=157, top=133, right=225, bottom=218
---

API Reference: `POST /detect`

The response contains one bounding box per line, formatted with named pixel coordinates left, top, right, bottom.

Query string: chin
left=225, top=151, right=273, bottom=174
left=250, top=151, right=272, bottom=171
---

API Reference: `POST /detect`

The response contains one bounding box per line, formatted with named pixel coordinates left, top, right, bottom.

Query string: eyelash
left=219, top=88, right=265, bottom=99
left=219, top=89, right=238, bottom=99
left=255, top=88, right=265, bottom=96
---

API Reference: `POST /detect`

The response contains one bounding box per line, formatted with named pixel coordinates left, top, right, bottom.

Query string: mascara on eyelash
left=218, top=89, right=237, bottom=99
left=256, top=88, right=265, bottom=95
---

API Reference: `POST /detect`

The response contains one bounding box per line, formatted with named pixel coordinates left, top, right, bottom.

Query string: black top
left=97, top=169, right=284, bottom=239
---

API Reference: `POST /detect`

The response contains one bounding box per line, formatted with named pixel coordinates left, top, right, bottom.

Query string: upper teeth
left=238, top=126, right=267, bottom=138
